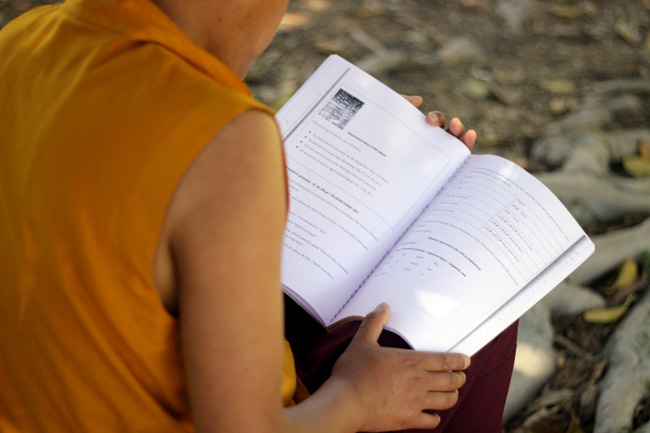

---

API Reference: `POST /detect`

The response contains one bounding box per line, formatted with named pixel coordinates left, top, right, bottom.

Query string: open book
left=276, top=55, right=594, bottom=356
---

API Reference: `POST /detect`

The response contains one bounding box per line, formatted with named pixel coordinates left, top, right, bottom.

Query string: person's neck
left=151, top=0, right=253, bottom=77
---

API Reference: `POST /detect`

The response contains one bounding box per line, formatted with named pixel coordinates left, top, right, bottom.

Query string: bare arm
left=164, top=110, right=293, bottom=432
left=161, top=110, right=469, bottom=433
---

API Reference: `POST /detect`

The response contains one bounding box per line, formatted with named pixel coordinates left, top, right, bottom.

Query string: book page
left=449, top=235, right=594, bottom=355
left=277, top=55, right=470, bottom=325
left=337, top=154, right=592, bottom=353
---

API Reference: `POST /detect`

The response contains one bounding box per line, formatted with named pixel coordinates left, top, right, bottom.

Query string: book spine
left=441, top=154, right=471, bottom=193
left=412, top=154, right=470, bottom=230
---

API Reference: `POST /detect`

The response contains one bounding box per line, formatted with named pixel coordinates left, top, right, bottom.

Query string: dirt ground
left=2, top=0, right=648, bottom=156
left=1, top=1, right=649, bottom=432
left=251, top=0, right=650, bottom=159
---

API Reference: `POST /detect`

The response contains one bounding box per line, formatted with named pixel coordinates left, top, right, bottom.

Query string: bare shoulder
left=153, top=109, right=287, bottom=313
left=167, top=108, right=287, bottom=239
left=174, top=109, right=285, bottom=209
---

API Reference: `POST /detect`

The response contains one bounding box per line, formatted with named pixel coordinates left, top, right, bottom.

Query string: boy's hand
left=403, top=95, right=477, bottom=151
left=331, top=303, right=470, bottom=432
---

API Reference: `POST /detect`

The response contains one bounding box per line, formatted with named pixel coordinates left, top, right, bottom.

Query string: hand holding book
left=325, top=302, right=470, bottom=431
left=403, top=95, right=477, bottom=151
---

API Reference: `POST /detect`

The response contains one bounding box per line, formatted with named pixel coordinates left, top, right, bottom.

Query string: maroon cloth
left=285, top=295, right=518, bottom=432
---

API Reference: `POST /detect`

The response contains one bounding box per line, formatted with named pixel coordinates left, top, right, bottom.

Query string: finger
left=462, top=129, right=477, bottom=151
left=424, top=352, right=471, bottom=372
left=352, top=303, right=390, bottom=345
left=426, top=371, right=466, bottom=392
left=402, top=95, right=423, bottom=108
left=426, top=111, right=446, bottom=128
left=425, top=389, right=460, bottom=411
left=410, top=412, right=442, bottom=430
left=447, top=117, right=465, bottom=138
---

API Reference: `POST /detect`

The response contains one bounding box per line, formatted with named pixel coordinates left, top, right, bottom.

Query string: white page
left=338, top=155, right=592, bottom=353
left=449, top=235, right=594, bottom=355
left=277, top=55, right=470, bottom=325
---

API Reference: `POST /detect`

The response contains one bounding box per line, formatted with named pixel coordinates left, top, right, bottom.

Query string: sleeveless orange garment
left=0, top=0, right=296, bottom=431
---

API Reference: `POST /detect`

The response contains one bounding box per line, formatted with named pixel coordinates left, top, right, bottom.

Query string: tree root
left=503, top=281, right=606, bottom=421
left=594, top=288, right=650, bottom=433
left=504, top=78, right=650, bottom=426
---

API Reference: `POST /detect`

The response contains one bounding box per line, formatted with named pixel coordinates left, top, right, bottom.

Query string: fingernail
left=463, top=355, right=471, bottom=368
left=449, top=121, right=459, bottom=136
left=375, top=302, right=388, bottom=312
left=428, top=111, right=444, bottom=125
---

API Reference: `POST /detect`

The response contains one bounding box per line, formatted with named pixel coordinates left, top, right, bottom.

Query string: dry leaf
left=314, top=38, right=348, bottom=56
left=615, top=20, right=642, bottom=45
left=539, top=79, right=578, bottom=95
left=279, top=12, right=311, bottom=30
left=639, top=139, right=650, bottom=160
left=550, top=3, right=596, bottom=19
left=565, top=418, right=584, bottom=433
left=551, top=5, right=584, bottom=19
left=604, top=258, right=639, bottom=294
left=622, top=155, right=650, bottom=177
left=461, top=78, right=490, bottom=101
left=584, top=294, right=634, bottom=323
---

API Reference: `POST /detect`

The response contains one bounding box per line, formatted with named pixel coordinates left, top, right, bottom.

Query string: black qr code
left=319, top=89, right=365, bottom=130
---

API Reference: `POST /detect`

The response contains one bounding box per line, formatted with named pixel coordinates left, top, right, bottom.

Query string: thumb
left=352, top=303, right=390, bottom=346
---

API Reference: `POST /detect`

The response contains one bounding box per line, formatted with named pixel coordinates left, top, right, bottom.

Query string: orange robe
left=0, top=0, right=295, bottom=431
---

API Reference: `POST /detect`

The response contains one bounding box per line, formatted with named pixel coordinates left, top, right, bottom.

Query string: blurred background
left=2, top=1, right=649, bottom=432
left=2, top=0, right=648, bottom=160
left=249, top=0, right=650, bottom=162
